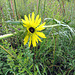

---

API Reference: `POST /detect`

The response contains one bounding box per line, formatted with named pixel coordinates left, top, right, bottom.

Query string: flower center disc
left=29, top=27, right=35, bottom=33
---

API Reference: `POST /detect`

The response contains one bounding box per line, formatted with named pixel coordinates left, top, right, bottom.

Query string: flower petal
left=21, top=19, right=26, bottom=24
left=24, top=15, right=29, bottom=21
left=24, top=34, right=29, bottom=45
left=36, top=22, right=46, bottom=31
left=36, top=18, right=41, bottom=27
left=35, top=38, right=38, bottom=43
left=34, top=34, right=38, bottom=43
left=36, top=27, right=45, bottom=31
left=29, top=36, right=31, bottom=47
left=32, top=34, right=36, bottom=47
left=29, top=14, right=31, bottom=22
left=23, top=24, right=27, bottom=27
left=35, top=34, right=42, bottom=42
left=36, top=32, right=46, bottom=38
left=35, top=15, right=41, bottom=27
left=22, top=19, right=29, bottom=26
left=35, top=15, right=39, bottom=23
left=40, top=22, right=46, bottom=27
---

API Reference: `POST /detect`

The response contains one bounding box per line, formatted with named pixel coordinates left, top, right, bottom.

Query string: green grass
left=0, top=0, right=75, bottom=75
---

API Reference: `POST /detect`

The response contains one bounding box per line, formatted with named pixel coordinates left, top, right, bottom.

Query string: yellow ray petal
left=21, top=19, right=26, bottom=24
left=22, top=19, right=29, bottom=26
left=32, top=34, right=36, bottom=47
left=35, top=34, right=42, bottom=42
left=24, top=34, right=29, bottom=45
left=36, top=18, right=41, bottom=27
left=24, top=15, right=29, bottom=22
left=23, top=24, right=27, bottom=27
left=36, top=32, right=46, bottom=38
left=34, top=34, right=38, bottom=43
left=38, top=18, right=41, bottom=24
left=36, top=22, right=46, bottom=31
left=40, top=22, right=46, bottom=27
left=35, top=15, right=39, bottom=23
left=29, top=36, right=31, bottom=47
left=36, top=27, right=45, bottom=31
left=29, top=14, right=31, bottom=22
left=35, top=38, right=38, bottom=43
left=35, top=15, right=41, bottom=27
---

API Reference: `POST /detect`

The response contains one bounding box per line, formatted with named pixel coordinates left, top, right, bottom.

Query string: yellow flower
left=22, top=12, right=46, bottom=47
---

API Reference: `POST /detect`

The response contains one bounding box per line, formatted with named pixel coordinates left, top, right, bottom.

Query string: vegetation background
left=0, top=0, right=75, bottom=75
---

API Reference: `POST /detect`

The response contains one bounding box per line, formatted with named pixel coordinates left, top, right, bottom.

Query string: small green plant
left=0, top=0, right=75, bottom=75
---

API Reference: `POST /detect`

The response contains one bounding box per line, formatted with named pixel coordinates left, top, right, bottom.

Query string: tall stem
left=38, top=0, right=41, bottom=14
left=0, top=45, right=15, bottom=58
left=33, top=47, right=36, bottom=75
left=14, top=0, right=18, bottom=20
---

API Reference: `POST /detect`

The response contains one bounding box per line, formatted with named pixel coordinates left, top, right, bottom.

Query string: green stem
left=14, top=0, right=18, bottom=20
left=42, top=0, right=46, bottom=22
left=38, top=0, right=41, bottom=14
left=0, top=45, right=15, bottom=58
left=5, top=21, right=23, bottom=25
left=0, top=32, right=16, bottom=40
left=52, top=37, right=56, bottom=72
left=33, top=47, right=36, bottom=75
left=43, top=24, right=59, bottom=28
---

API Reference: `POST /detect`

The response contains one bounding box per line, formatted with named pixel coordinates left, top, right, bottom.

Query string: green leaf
left=0, top=33, right=16, bottom=40
left=5, top=21, right=23, bottom=25
left=35, top=65, right=41, bottom=75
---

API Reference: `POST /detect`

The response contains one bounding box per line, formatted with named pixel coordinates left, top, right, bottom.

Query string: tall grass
left=0, top=0, right=75, bottom=75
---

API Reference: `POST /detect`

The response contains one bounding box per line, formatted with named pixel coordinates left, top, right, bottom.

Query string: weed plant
left=0, top=0, right=75, bottom=75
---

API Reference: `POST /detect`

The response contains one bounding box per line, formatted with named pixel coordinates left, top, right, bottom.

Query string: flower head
left=22, top=12, right=46, bottom=47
